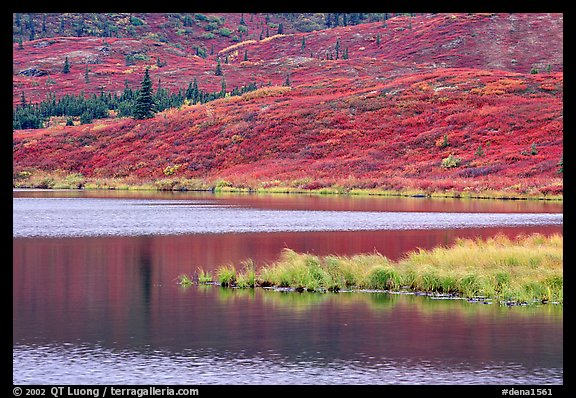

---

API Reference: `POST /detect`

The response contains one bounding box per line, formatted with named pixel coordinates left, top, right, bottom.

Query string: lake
left=12, top=190, right=563, bottom=385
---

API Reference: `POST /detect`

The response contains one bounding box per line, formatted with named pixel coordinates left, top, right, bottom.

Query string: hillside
left=12, top=13, right=564, bottom=197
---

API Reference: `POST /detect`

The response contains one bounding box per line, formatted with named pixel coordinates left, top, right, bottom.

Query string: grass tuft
left=216, top=264, right=236, bottom=287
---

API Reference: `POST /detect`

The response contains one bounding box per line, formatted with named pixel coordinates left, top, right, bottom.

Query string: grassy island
left=179, top=233, right=563, bottom=305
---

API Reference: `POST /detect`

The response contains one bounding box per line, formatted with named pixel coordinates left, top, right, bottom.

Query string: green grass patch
left=181, top=233, right=562, bottom=306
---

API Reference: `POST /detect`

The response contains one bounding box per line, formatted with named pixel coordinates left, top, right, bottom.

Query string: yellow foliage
left=241, top=86, right=291, bottom=101
left=219, top=40, right=257, bottom=55
left=260, top=34, right=285, bottom=43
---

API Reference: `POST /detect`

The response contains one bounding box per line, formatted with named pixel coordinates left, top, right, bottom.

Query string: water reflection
left=12, top=197, right=562, bottom=238
left=13, top=190, right=563, bottom=385
left=13, top=189, right=564, bottom=214
left=13, top=287, right=563, bottom=385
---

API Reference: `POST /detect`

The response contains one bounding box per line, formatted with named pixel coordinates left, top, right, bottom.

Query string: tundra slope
left=12, top=13, right=563, bottom=196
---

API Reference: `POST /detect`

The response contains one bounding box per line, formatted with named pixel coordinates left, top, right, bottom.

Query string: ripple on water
left=13, top=344, right=563, bottom=385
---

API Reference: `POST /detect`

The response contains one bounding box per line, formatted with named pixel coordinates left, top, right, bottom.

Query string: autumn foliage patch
left=13, top=13, right=563, bottom=196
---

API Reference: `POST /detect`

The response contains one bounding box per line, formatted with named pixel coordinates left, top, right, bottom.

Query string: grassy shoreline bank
left=179, top=233, right=563, bottom=306
left=13, top=170, right=563, bottom=201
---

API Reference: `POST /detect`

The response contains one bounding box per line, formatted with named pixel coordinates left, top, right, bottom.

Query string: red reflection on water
left=13, top=189, right=564, bottom=214
left=14, top=226, right=561, bottom=337
left=13, top=225, right=563, bottom=375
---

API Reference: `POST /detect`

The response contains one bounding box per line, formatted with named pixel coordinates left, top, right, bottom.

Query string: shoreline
left=13, top=174, right=563, bottom=201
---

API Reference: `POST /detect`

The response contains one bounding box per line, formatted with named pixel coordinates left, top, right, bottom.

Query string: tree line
left=13, top=70, right=259, bottom=130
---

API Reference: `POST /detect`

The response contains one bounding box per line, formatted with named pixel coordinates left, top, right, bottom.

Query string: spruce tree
left=220, top=77, right=227, bottom=97
left=133, top=68, right=155, bottom=119
left=28, top=14, right=35, bottom=41
left=191, top=78, right=199, bottom=103
left=63, top=57, right=71, bottom=73
left=215, top=57, right=223, bottom=76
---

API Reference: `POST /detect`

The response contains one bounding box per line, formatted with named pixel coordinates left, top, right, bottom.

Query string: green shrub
left=130, top=16, right=144, bottom=26
left=218, top=27, right=233, bottom=37
left=441, top=154, right=461, bottom=168
left=64, top=173, right=85, bottom=189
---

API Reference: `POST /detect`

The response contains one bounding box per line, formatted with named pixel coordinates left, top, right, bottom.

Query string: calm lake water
left=13, top=190, right=563, bottom=385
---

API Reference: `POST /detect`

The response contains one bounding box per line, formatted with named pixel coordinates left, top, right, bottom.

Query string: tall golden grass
left=179, top=233, right=562, bottom=305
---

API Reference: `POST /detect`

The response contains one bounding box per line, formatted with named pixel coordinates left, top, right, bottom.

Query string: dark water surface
left=13, top=190, right=563, bottom=385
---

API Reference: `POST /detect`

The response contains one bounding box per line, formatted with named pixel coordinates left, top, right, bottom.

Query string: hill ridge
left=12, top=13, right=564, bottom=197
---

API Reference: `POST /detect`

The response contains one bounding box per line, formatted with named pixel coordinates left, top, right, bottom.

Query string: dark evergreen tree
left=13, top=105, right=43, bottom=129
left=121, top=80, right=134, bottom=101
left=63, top=56, right=71, bottom=74
left=191, top=78, right=199, bottom=103
left=80, top=110, right=93, bottom=124
left=75, top=15, right=85, bottom=37
left=185, top=78, right=200, bottom=104
left=133, top=68, right=155, bottom=119
left=332, top=13, right=340, bottom=27
left=184, top=15, right=194, bottom=27
left=215, top=57, right=223, bottom=76
left=28, top=14, right=35, bottom=41
left=59, top=16, right=66, bottom=34
left=219, top=78, right=227, bottom=98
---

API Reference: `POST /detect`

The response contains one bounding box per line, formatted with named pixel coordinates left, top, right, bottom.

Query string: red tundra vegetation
left=13, top=13, right=563, bottom=198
